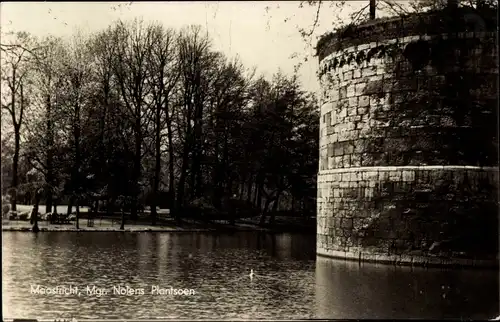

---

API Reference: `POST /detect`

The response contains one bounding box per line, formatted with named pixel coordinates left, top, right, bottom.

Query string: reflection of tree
left=155, top=234, right=171, bottom=279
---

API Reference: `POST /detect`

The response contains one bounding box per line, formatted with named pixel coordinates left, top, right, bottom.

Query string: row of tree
left=1, top=20, right=319, bottom=228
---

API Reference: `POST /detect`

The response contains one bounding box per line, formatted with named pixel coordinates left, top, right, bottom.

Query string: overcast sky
left=1, top=1, right=377, bottom=93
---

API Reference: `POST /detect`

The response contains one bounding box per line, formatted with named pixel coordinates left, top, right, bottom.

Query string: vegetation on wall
left=317, top=4, right=497, bottom=77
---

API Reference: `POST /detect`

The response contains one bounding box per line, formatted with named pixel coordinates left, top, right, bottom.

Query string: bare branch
left=305, top=0, right=323, bottom=38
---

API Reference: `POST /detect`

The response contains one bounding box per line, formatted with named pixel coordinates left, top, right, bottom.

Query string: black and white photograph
left=1, top=0, right=499, bottom=320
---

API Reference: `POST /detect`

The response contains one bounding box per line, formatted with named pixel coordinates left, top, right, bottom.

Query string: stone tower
left=316, top=7, right=498, bottom=267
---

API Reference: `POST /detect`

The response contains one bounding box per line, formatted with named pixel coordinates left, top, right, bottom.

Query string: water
left=2, top=231, right=498, bottom=320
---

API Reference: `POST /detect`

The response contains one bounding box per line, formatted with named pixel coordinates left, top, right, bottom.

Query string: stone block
left=363, top=171, right=379, bottom=181
left=359, top=96, right=370, bottom=108
left=348, top=96, right=358, bottom=107
left=343, top=154, right=352, bottom=167
left=362, top=67, right=376, bottom=78
left=365, top=187, right=375, bottom=199
left=338, top=107, right=347, bottom=118
left=328, top=157, right=335, bottom=169
left=334, top=143, right=344, bottom=156
left=327, top=143, right=335, bottom=157
left=389, top=171, right=402, bottom=181
left=331, top=89, right=339, bottom=102
left=347, top=85, right=356, bottom=98
left=359, top=128, right=370, bottom=138
left=402, top=170, right=415, bottom=182
left=355, top=82, right=365, bottom=95
left=339, top=86, right=347, bottom=99
left=334, top=156, right=343, bottom=168
left=351, top=154, right=361, bottom=166
left=344, top=142, right=354, bottom=154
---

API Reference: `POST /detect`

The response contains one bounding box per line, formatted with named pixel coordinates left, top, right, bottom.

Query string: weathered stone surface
left=316, top=13, right=499, bottom=267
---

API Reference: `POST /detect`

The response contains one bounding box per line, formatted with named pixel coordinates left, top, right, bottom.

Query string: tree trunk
left=448, top=0, right=458, bottom=8
left=165, top=111, right=176, bottom=215
left=268, top=191, right=282, bottom=226
left=45, top=94, right=54, bottom=215
left=192, top=82, right=204, bottom=199
left=32, top=190, right=41, bottom=233
left=256, top=186, right=262, bottom=211
left=246, top=175, right=253, bottom=202
left=120, top=208, right=125, bottom=230
left=9, top=68, right=18, bottom=212
left=176, top=121, right=193, bottom=220
left=11, top=130, right=20, bottom=212
left=369, top=0, right=376, bottom=19
left=45, top=189, right=53, bottom=215
left=259, top=196, right=273, bottom=226
left=176, top=154, right=188, bottom=220
left=131, top=123, right=142, bottom=221
left=67, top=198, right=73, bottom=216
left=151, top=101, right=162, bottom=226
left=75, top=200, right=80, bottom=229
left=212, top=127, right=222, bottom=208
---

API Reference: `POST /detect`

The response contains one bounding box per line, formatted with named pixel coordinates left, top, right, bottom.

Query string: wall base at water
left=316, top=166, right=499, bottom=268
left=316, top=248, right=499, bottom=269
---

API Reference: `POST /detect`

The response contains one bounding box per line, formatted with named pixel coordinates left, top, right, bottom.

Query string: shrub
left=2, top=204, right=10, bottom=217
left=2, top=195, right=10, bottom=217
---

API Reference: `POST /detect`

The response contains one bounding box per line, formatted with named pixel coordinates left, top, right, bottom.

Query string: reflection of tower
left=315, top=256, right=499, bottom=319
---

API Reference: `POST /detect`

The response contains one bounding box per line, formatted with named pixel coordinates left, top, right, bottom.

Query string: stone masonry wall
left=317, top=8, right=499, bottom=267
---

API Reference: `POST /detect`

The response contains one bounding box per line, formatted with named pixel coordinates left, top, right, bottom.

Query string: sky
left=0, top=1, right=380, bottom=93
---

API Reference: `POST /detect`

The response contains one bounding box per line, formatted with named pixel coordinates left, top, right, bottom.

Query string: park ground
left=2, top=204, right=316, bottom=233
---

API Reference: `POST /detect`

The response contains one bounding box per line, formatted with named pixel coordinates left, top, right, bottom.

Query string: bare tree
left=0, top=32, right=38, bottom=211
left=27, top=36, right=67, bottom=214
left=111, top=19, right=155, bottom=225
left=146, top=24, right=179, bottom=225
left=175, top=25, right=212, bottom=215
left=58, top=30, right=94, bottom=228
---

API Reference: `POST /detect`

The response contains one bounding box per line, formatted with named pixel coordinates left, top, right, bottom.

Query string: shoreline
left=1, top=221, right=315, bottom=234
left=1, top=226, right=269, bottom=233
left=317, top=251, right=500, bottom=270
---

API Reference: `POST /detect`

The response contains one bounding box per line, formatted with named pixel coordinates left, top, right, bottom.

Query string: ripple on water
left=2, top=232, right=498, bottom=319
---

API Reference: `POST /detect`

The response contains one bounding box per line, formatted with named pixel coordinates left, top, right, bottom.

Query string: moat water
left=2, top=231, right=498, bottom=319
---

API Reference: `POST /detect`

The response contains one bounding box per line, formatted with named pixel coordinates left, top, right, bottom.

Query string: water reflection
left=2, top=232, right=317, bottom=319
left=315, top=256, right=499, bottom=319
left=2, top=232, right=498, bottom=319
